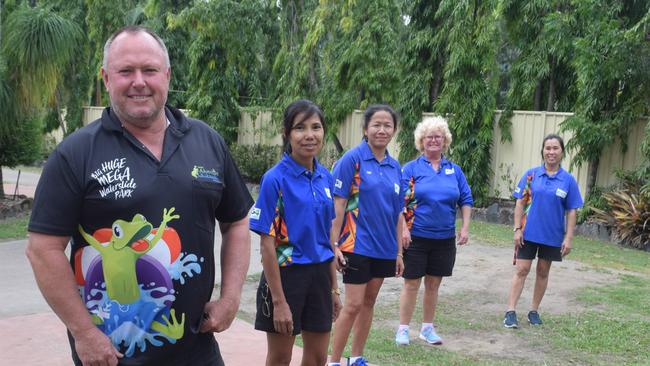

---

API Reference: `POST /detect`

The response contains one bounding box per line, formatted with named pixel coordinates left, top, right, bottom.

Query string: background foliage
left=1, top=0, right=649, bottom=207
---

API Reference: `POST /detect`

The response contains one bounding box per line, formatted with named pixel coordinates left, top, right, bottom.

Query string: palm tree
left=0, top=4, right=81, bottom=198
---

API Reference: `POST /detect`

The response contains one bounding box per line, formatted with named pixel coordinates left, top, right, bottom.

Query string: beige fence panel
left=83, top=106, right=105, bottom=125
left=596, top=119, right=647, bottom=187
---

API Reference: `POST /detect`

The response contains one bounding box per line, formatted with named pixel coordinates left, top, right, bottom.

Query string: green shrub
left=229, top=144, right=282, bottom=183
left=578, top=185, right=610, bottom=223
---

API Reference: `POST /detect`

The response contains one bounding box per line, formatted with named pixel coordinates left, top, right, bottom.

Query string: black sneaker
left=527, top=310, right=543, bottom=325
left=503, top=310, right=518, bottom=328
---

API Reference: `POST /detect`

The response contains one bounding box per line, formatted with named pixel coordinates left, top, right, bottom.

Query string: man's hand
left=199, top=297, right=239, bottom=333
left=74, top=326, right=122, bottom=366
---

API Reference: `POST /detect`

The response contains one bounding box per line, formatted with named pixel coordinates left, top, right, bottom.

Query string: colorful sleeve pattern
left=268, top=191, right=293, bottom=266
left=520, top=173, right=534, bottom=230
left=338, top=162, right=361, bottom=252
left=403, top=176, right=417, bottom=230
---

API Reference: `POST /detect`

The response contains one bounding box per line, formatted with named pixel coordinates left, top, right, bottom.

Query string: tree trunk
left=546, top=59, right=556, bottom=111
left=0, top=166, right=4, bottom=198
left=430, top=67, right=442, bottom=108
left=587, top=158, right=599, bottom=195
left=331, top=134, right=344, bottom=154
left=95, top=78, right=102, bottom=106
left=533, top=80, right=543, bottom=111
left=55, top=89, right=67, bottom=136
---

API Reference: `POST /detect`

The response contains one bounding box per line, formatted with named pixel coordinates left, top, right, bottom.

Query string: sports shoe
left=419, top=325, right=443, bottom=345
left=503, top=310, right=519, bottom=328
left=527, top=310, right=543, bottom=325
left=347, top=357, right=368, bottom=366
left=395, top=327, right=410, bottom=345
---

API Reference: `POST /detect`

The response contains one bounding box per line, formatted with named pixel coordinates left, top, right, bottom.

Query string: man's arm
left=25, top=232, right=121, bottom=365
left=200, top=216, right=250, bottom=333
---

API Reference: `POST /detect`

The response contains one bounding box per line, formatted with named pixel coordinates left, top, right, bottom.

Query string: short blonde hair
left=414, top=116, right=453, bottom=153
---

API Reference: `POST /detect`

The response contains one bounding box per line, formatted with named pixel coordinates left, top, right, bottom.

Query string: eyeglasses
left=261, top=282, right=271, bottom=318
left=424, top=135, right=444, bottom=141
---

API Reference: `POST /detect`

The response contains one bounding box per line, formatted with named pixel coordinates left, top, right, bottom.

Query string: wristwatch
left=513, top=227, right=521, bottom=232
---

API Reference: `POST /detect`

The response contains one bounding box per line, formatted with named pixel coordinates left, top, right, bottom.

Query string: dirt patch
left=236, top=242, right=637, bottom=365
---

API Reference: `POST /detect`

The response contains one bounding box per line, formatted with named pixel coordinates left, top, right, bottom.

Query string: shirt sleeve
left=564, top=175, right=584, bottom=210
left=512, top=170, right=530, bottom=199
left=214, top=137, right=255, bottom=223
left=249, top=172, right=280, bottom=236
left=28, top=148, right=84, bottom=236
left=331, top=151, right=357, bottom=199
left=455, top=165, right=474, bottom=207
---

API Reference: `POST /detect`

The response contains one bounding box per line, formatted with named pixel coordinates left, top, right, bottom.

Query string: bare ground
left=236, top=242, right=640, bottom=365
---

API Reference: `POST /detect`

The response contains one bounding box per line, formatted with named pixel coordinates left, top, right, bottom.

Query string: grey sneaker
left=503, top=310, right=519, bottom=328
left=528, top=310, right=543, bottom=325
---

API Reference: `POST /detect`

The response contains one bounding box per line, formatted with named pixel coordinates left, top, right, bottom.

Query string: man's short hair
left=102, top=25, right=170, bottom=69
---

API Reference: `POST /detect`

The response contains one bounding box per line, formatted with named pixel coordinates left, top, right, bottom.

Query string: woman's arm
left=457, top=205, right=471, bottom=245
left=259, top=234, right=293, bottom=335
left=513, top=198, right=524, bottom=247
left=330, top=197, right=348, bottom=268
left=561, top=209, right=577, bottom=257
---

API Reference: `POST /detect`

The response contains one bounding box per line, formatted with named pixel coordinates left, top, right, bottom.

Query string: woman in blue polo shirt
left=328, top=104, right=404, bottom=366
left=503, top=134, right=583, bottom=328
left=249, top=99, right=342, bottom=366
left=394, top=116, right=473, bottom=346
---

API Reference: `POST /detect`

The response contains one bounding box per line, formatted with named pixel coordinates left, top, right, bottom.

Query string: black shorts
left=341, top=252, right=396, bottom=284
left=255, top=260, right=333, bottom=335
left=517, top=240, right=562, bottom=262
left=403, top=235, right=456, bottom=279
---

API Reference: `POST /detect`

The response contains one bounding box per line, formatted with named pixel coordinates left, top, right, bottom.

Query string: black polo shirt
left=29, top=106, right=253, bottom=365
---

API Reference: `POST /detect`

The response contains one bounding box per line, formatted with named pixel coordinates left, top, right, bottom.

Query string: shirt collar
left=282, top=153, right=322, bottom=178
left=360, top=139, right=393, bottom=165
left=419, top=154, right=451, bottom=167
left=536, top=165, right=565, bottom=180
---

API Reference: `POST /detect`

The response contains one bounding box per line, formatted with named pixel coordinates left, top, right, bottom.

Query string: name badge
left=445, top=168, right=455, bottom=175
left=394, top=183, right=400, bottom=194
left=556, top=188, right=567, bottom=198
left=335, top=179, right=342, bottom=189
left=324, top=187, right=332, bottom=199
left=250, top=207, right=261, bottom=220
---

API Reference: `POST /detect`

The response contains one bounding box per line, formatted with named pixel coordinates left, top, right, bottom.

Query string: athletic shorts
left=340, top=252, right=396, bottom=284
left=517, top=240, right=562, bottom=262
left=403, top=235, right=456, bottom=279
left=255, top=260, right=333, bottom=335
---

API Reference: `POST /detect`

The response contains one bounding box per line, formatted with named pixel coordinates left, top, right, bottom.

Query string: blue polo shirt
left=513, top=165, right=583, bottom=247
left=331, top=140, right=403, bottom=260
left=249, top=153, right=335, bottom=266
left=402, top=156, right=473, bottom=239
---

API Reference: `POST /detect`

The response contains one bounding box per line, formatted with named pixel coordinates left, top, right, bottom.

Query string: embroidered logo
left=335, top=179, right=343, bottom=189
left=514, top=187, right=521, bottom=194
left=91, top=158, right=137, bottom=200
left=250, top=207, right=261, bottom=220
left=192, top=166, right=221, bottom=183
left=394, top=183, right=400, bottom=194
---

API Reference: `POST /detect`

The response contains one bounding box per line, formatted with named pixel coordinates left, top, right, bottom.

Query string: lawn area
left=342, top=220, right=650, bottom=365
left=0, top=214, right=29, bottom=242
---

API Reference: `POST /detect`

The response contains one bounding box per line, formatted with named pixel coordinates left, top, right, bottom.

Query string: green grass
left=0, top=214, right=29, bottom=241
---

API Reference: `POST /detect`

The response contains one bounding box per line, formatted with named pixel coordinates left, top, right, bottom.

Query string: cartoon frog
left=79, top=207, right=184, bottom=340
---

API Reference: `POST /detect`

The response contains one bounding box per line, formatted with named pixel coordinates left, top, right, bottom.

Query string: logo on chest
left=90, top=158, right=137, bottom=200
left=192, top=166, right=222, bottom=184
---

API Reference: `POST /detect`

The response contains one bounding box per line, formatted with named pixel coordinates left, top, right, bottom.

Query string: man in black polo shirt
left=26, top=26, right=253, bottom=366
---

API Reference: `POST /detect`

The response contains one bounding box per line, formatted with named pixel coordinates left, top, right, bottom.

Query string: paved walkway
left=2, top=167, right=39, bottom=198
left=0, top=236, right=308, bottom=365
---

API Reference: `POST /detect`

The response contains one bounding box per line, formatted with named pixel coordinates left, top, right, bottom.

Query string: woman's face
left=543, top=138, right=563, bottom=166
left=287, top=112, right=324, bottom=162
left=422, top=129, right=445, bottom=156
left=364, top=110, right=395, bottom=151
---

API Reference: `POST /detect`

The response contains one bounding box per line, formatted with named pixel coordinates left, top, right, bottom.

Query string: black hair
left=541, top=133, right=565, bottom=159
left=362, top=104, right=399, bottom=140
left=282, top=99, right=325, bottom=153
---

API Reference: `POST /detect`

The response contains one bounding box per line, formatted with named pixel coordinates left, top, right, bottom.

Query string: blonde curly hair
left=414, top=116, right=453, bottom=153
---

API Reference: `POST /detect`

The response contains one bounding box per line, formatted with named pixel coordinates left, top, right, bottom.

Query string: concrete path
left=0, top=232, right=310, bottom=365
left=2, top=168, right=40, bottom=198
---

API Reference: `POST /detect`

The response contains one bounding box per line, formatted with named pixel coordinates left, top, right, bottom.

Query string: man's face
left=101, top=32, right=170, bottom=129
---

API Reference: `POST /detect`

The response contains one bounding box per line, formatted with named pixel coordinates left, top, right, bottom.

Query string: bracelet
left=331, top=288, right=341, bottom=296
left=397, top=253, right=403, bottom=258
